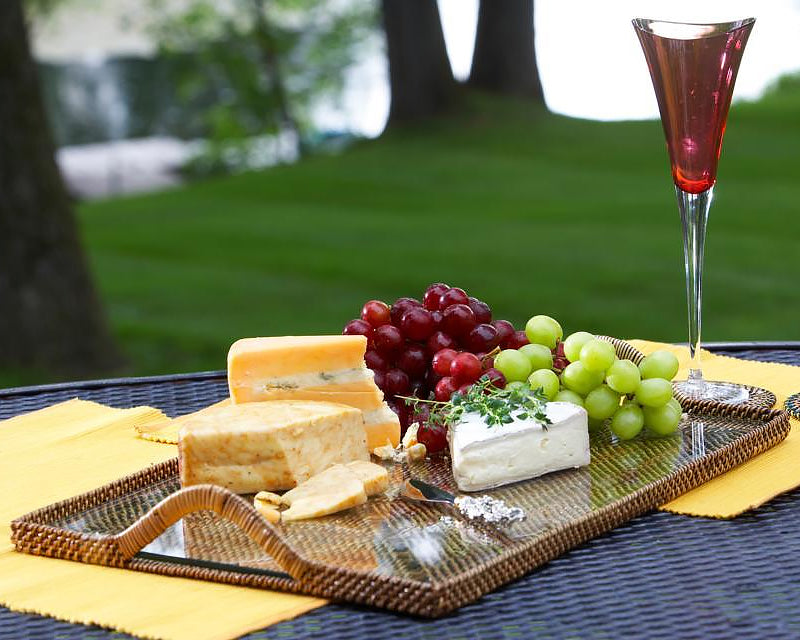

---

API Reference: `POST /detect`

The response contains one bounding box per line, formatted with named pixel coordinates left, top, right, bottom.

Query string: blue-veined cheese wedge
left=228, top=336, right=377, bottom=396
left=227, top=336, right=400, bottom=450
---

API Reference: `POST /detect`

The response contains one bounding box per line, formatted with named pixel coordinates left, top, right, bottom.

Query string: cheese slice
left=360, top=405, right=401, bottom=451
left=345, top=461, right=389, bottom=496
left=449, top=401, right=590, bottom=492
left=178, top=400, right=369, bottom=493
left=246, top=393, right=399, bottom=451
left=281, top=465, right=367, bottom=521
left=241, top=389, right=385, bottom=412
left=227, top=335, right=401, bottom=449
left=228, top=336, right=373, bottom=399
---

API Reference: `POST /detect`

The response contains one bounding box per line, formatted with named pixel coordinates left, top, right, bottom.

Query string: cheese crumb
left=402, top=423, right=419, bottom=449
left=373, top=429, right=428, bottom=463
left=406, top=442, right=427, bottom=461
left=253, top=495, right=282, bottom=523
left=254, top=491, right=282, bottom=506
left=372, top=441, right=397, bottom=460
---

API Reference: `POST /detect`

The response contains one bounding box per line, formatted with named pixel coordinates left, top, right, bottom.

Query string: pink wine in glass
left=633, top=18, right=754, bottom=404
left=635, top=20, right=753, bottom=194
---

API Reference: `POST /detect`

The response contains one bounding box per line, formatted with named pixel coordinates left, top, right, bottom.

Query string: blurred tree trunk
left=468, top=0, right=544, bottom=101
left=381, top=0, right=456, bottom=124
left=249, top=0, right=304, bottom=155
left=0, top=0, right=122, bottom=377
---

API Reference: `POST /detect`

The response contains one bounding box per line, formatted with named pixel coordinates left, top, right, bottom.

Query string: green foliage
left=763, top=71, right=800, bottom=97
left=24, top=0, right=63, bottom=19
left=403, top=378, right=552, bottom=431
left=147, top=0, right=378, bottom=175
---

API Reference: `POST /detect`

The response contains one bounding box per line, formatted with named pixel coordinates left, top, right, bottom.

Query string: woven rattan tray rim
left=10, top=339, right=792, bottom=616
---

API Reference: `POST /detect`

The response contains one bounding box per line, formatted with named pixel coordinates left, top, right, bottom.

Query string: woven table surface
left=2, top=344, right=800, bottom=640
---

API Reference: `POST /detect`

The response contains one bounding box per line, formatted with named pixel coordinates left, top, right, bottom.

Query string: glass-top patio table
left=2, top=342, right=800, bottom=640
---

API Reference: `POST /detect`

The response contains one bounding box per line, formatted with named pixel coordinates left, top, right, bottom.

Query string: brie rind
left=449, top=401, right=590, bottom=492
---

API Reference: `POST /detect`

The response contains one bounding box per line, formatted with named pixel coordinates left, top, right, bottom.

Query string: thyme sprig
left=400, top=378, right=552, bottom=431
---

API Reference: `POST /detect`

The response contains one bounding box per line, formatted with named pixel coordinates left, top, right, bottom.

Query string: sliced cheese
left=345, top=461, right=389, bottom=496
left=228, top=336, right=371, bottom=399
left=227, top=335, right=401, bottom=449
left=232, top=370, right=378, bottom=398
left=241, top=389, right=385, bottom=412
left=281, top=465, right=367, bottom=521
left=178, top=400, right=369, bottom=493
left=362, top=405, right=402, bottom=451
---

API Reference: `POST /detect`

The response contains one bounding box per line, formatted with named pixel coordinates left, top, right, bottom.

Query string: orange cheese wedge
left=227, top=335, right=400, bottom=449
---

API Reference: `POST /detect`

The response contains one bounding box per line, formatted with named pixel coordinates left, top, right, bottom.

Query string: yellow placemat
left=0, top=399, right=326, bottom=640
left=135, top=398, right=231, bottom=444
left=631, top=340, right=800, bottom=519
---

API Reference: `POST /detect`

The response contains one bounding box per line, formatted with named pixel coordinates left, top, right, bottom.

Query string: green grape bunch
left=492, top=314, right=683, bottom=441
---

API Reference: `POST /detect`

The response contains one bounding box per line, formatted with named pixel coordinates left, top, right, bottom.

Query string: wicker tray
left=10, top=339, right=790, bottom=617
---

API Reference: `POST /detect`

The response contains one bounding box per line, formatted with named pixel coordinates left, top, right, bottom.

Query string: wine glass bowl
left=633, top=17, right=755, bottom=404
left=633, top=18, right=753, bottom=195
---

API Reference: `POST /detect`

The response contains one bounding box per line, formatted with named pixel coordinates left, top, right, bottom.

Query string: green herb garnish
left=401, top=378, right=552, bottom=431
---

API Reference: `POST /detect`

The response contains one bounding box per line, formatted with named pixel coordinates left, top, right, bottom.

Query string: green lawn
left=61, top=86, right=800, bottom=380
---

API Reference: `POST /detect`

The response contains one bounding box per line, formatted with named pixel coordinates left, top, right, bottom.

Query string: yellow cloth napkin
left=135, top=398, right=230, bottom=444
left=0, top=399, right=326, bottom=640
left=631, top=340, right=800, bottom=518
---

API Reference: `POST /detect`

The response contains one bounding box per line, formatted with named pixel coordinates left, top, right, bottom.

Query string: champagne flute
left=633, top=18, right=755, bottom=404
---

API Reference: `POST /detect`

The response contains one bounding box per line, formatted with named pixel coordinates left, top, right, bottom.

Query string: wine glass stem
left=676, top=185, right=713, bottom=382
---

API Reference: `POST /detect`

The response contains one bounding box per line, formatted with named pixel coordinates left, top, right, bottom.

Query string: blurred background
left=1, top=0, right=799, bottom=386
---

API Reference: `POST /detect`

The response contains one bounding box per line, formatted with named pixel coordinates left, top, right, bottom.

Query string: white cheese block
left=449, top=401, right=590, bottom=492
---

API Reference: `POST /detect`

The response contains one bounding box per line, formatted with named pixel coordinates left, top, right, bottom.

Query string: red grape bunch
left=343, top=283, right=530, bottom=451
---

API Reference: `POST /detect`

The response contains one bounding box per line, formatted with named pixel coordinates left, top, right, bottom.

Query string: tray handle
left=113, top=484, right=309, bottom=582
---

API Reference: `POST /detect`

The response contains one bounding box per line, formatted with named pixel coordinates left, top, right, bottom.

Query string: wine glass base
left=674, top=379, right=750, bottom=405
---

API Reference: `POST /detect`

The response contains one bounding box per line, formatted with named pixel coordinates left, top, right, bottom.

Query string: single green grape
left=579, top=338, right=617, bottom=372
left=610, top=403, right=645, bottom=440
left=504, top=381, right=530, bottom=396
left=494, top=349, right=533, bottom=383
left=667, top=397, right=683, bottom=415
left=639, top=350, right=680, bottom=380
left=605, top=359, right=641, bottom=394
left=561, top=361, right=605, bottom=396
left=525, top=315, right=563, bottom=349
left=518, top=343, right=554, bottom=371
left=563, top=331, right=594, bottom=362
left=643, top=403, right=682, bottom=435
left=634, top=378, right=673, bottom=407
left=554, top=389, right=585, bottom=407
left=528, top=369, right=559, bottom=400
left=584, top=384, right=621, bottom=420
left=588, top=417, right=606, bottom=432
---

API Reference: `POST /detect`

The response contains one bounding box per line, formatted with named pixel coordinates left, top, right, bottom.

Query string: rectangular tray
left=11, top=339, right=790, bottom=617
